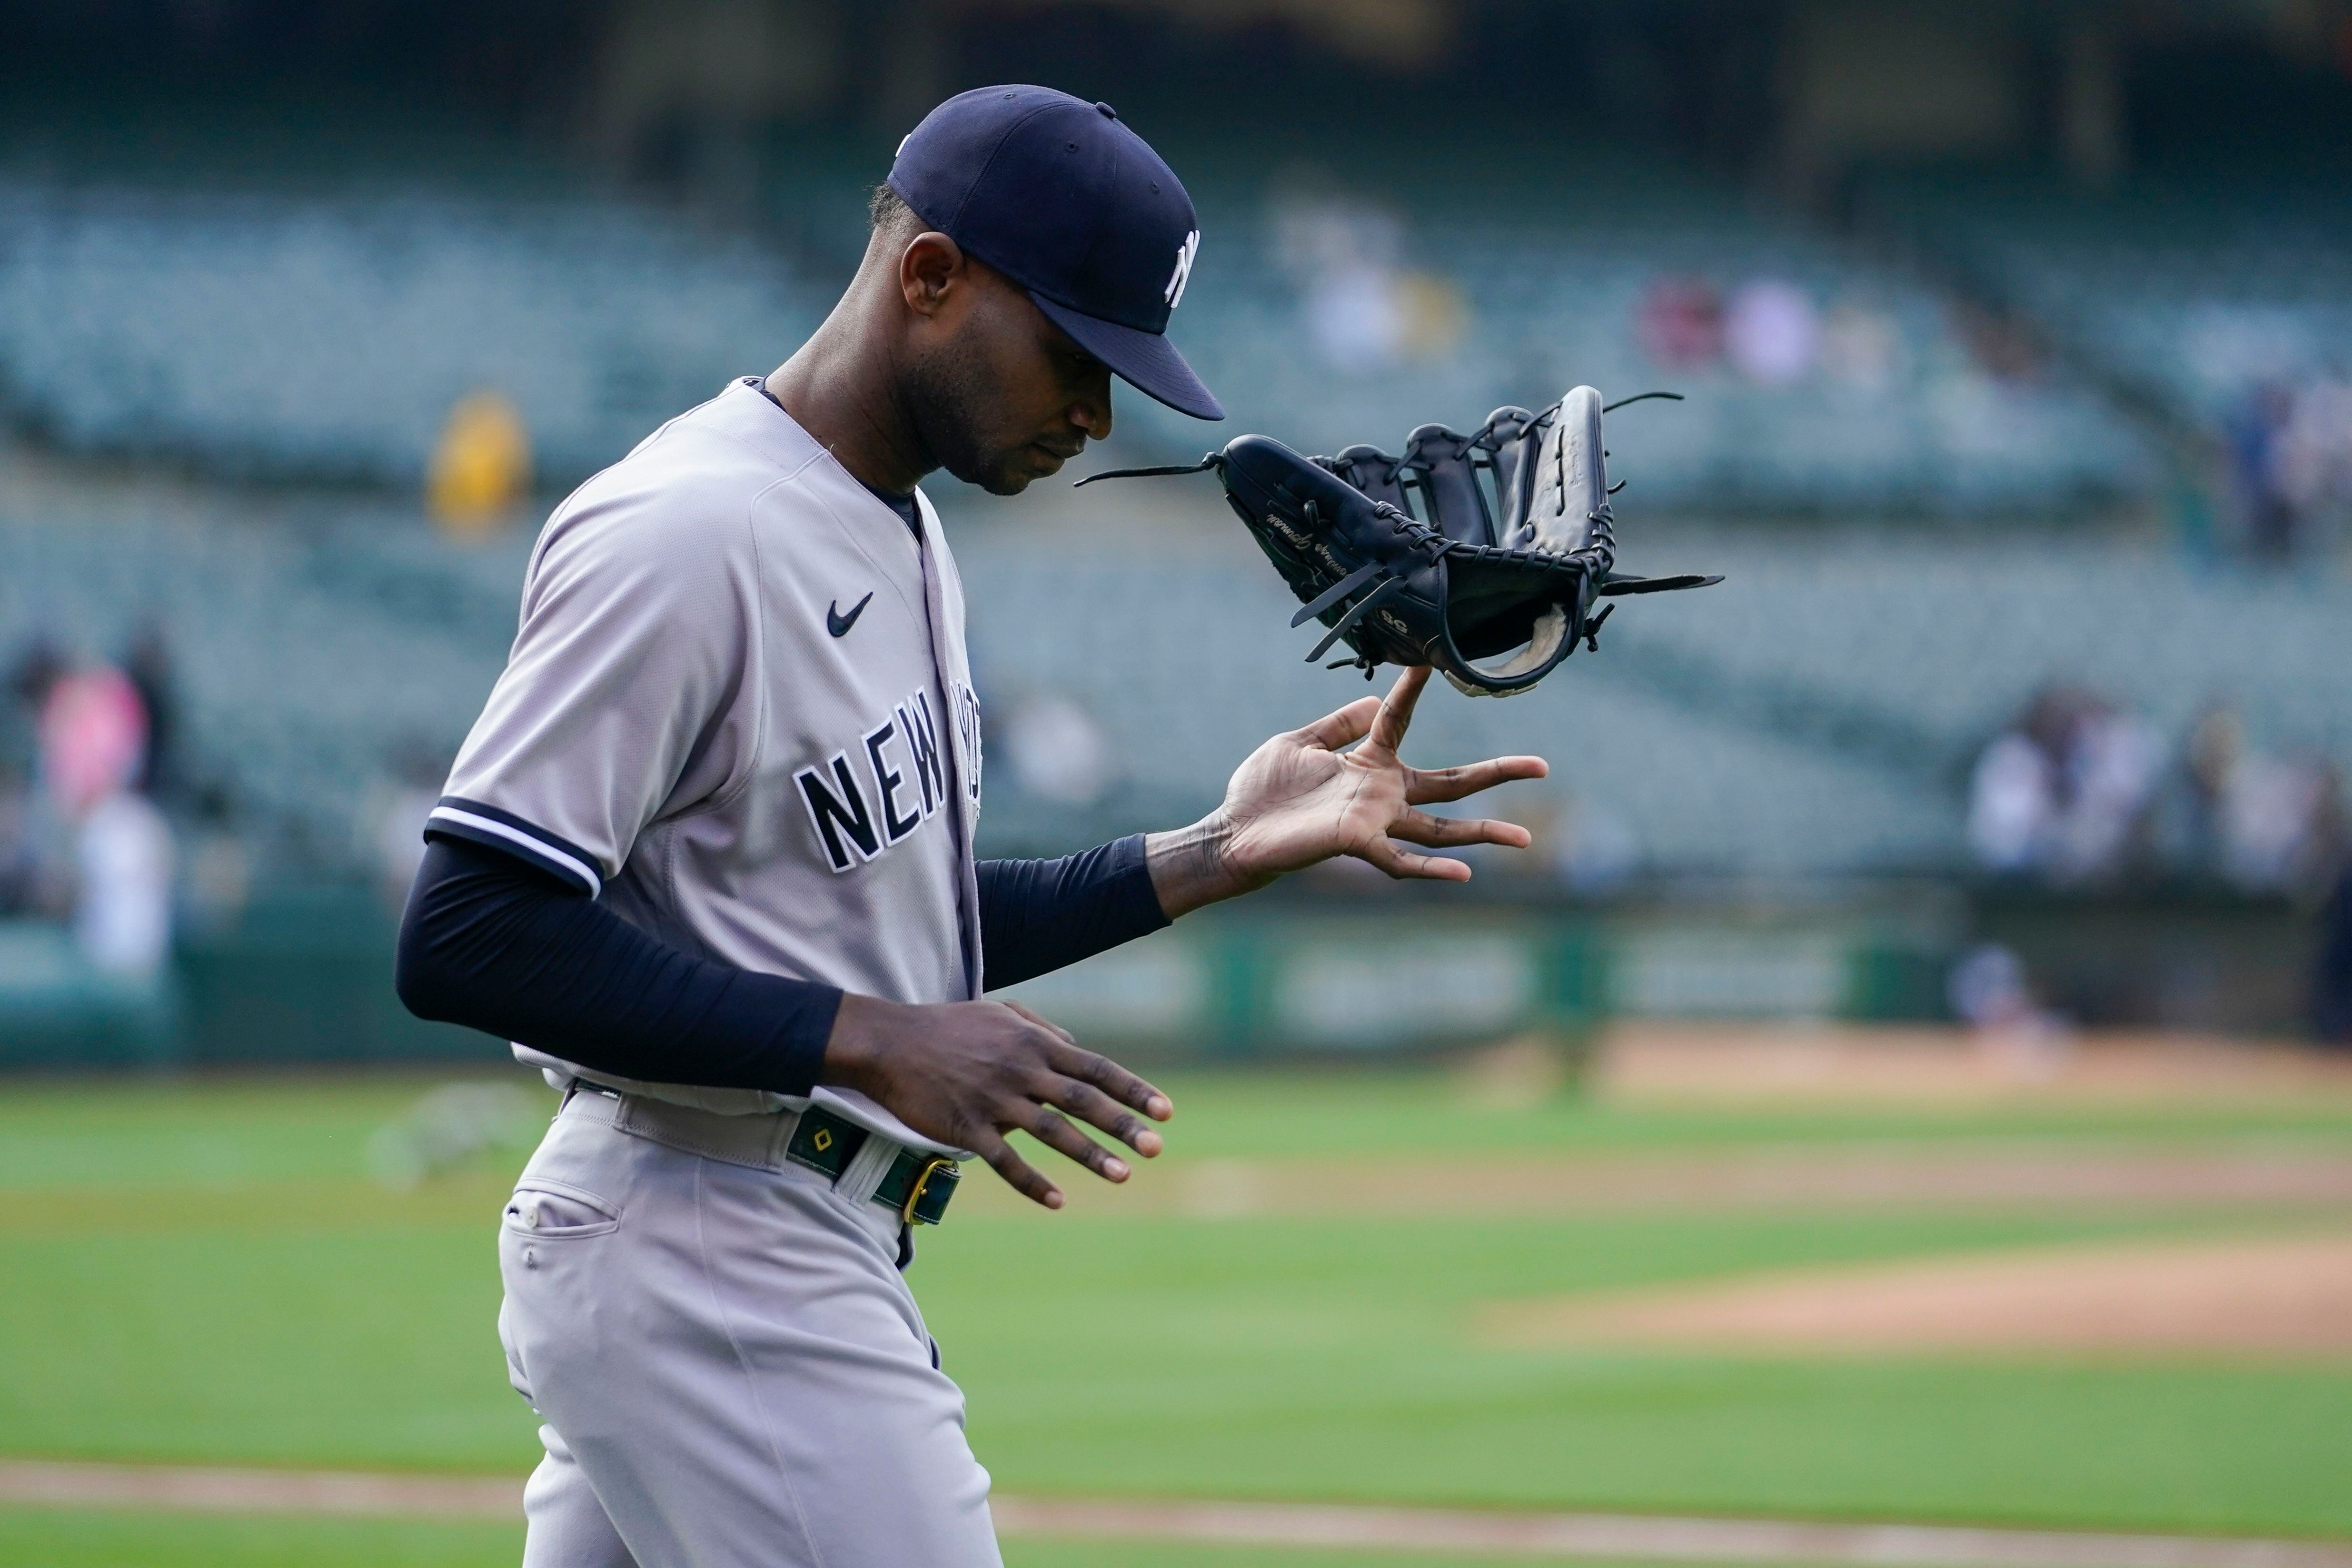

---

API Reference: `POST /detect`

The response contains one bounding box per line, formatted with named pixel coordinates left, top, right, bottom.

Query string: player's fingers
left=1024, top=1105, right=1131, bottom=1183
left=1041, top=1073, right=1166, bottom=1158
left=1387, top=809, right=1532, bottom=850
left=1002, top=1000, right=1075, bottom=1046
left=1404, top=754, right=1549, bottom=804
left=1360, top=666, right=1431, bottom=758
left=1357, top=836, right=1473, bottom=882
left=972, top=1131, right=1063, bottom=1210
left=1292, top=695, right=1381, bottom=752
left=1048, top=1040, right=1175, bottom=1122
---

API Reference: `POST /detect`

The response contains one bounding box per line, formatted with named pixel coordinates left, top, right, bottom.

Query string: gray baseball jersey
left=434, top=375, right=983, bottom=1151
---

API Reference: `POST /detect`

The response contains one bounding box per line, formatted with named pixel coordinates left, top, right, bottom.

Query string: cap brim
left=1031, top=293, right=1225, bottom=421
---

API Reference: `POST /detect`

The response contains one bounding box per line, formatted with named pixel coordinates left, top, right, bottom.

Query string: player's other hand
left=822, top=995, right=1170, bottom=1210
left=1147, top=665, right=1548, bottom=917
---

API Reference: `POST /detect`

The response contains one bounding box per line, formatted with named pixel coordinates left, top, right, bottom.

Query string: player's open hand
left=823, top=994, right=1171, bottom=1209
left=1149, top=665, right=1548, bottom=916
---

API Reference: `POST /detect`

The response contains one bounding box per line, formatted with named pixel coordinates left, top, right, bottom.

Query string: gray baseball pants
left=496, top=1087, right=1002, bottom=1568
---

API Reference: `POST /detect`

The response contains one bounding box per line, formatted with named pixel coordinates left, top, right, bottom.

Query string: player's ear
left=900, top=232, right=966, bottom=319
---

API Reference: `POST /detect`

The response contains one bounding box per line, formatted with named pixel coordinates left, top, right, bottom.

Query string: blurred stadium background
left=2, top=1, right=2351, bottom=1565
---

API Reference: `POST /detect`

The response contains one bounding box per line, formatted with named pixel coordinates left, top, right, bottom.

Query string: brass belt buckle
left=900, top=1155, right=958, bottom=1226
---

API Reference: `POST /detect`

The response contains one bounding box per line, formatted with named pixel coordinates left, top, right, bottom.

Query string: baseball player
left=397, top=84, right=1546, bottom=1568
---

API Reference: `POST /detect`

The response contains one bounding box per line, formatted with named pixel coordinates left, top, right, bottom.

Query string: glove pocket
left=1445, top=558, right=1571, bottom=655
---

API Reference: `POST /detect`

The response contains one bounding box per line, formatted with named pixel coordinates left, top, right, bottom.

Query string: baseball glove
left=1077, top=387, right=1721, bottom=697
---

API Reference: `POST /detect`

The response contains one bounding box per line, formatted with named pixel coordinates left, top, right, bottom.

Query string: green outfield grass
left=5, top=1068, right=2350, bottom=1188
left=0, top=1508, right=522, bottom=1568
left=2, top=1068, right=2348, bottom=1567
left=0, top=1507, right=1737, bottom=1568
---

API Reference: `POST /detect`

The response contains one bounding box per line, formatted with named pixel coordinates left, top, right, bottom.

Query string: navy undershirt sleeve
left=396, top=836, right=838, bottom=1095
left=976, top=833, right=1171, bottom=990
left=396, top=830, right=1171, bottom=1094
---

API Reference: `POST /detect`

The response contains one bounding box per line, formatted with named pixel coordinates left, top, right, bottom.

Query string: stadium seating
left=0, top=140, right=2157, bottom=511
left=5, top=473, right=2349, bottom=886
left=956, top=501, right=2352, bottom=874
left=1113, top=145, right=2155, bottom=513
left=0, top=485, right=525, bottom=882
left=1859, top=169, right=2352, bottom=429
left=7, top=135, right=2342, bottom=893
left=0, top=179, right=835, bottom=486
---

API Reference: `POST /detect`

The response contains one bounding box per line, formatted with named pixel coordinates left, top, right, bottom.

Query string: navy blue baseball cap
left=888, top=85, right=1224, bottom=421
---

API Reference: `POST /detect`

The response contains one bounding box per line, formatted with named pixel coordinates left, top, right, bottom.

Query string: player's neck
left=765, top=308, right=932, bottom=497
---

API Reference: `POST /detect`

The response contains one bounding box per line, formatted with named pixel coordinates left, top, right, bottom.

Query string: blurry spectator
left=1553, top=795, right=1641, bottom=894
left=1965, top=728, right=2050, bottom=873
left=183, top=784, right=254, bottom=934
left=1299, top=261, right=1467, bottom=374
left=1948, top=942, right=2049, bottom=1032
left=1947, top=941, right=2072, bottom=1075
left=1635, top=277, right=1722, bottom=371
left=123, top=621, right=179, bottom=801
left=374, top=794, right=437, bottom=913
left=1819, top=301, right=1905, bottom=392
left=428, top=389, right=533, bottom=536
left=7, top=634, right=66, bottom=712
left=1269, top=186, right=1464, bottom=374
left=2149, top=704, right=2240, bottom=874
left=1947, top=300, right=2043, bottom=384
left=2153, top=704, right=2344, bottom=895
left=2218, top=373, right=2352, bottom=561
left=75, top=790, right=174, bottom=976
left=40, top=664, right=147, bottom=818
left=1723, top=280, right=1818, bottom=386
left=34, top=660, right=175, bottom=975
left=2218, top=752, right=2337, bottom=893
left=367, top=740, right=449, bottom=914
left=0, top=645, right=77, bottom=921
left=2275, top=374, right=2352, bottom=546
left=1305, top=263, right=1409, bottom=373
left=1389, top=272, right=1469, bottom=361
left=4, top=633, right=67, bottom=773
left=1003, top=694, right=1112, bottom=807
left=2226, top=382, right=2301, bottom=559
left=1469, top=793, right=1558, bottom=881
left=1967, top=686, right=2159, bottom=884
left=1436, top=789, right=1637, bottom=892
left=0, top=764, right=45, bottom=916
left=2050, top=700, right=2161, bottom=881
left=1272, top=188, right=1403, bottom=374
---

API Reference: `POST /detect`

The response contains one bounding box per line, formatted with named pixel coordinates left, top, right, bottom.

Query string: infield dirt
left=961, top=1145, right=2352, bottom=1219
left=1479, top=1230, right=2352, bottom=1360
left=1588, top=1023, right=2352, bottom=1108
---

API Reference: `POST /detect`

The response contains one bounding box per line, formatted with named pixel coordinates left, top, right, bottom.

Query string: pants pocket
left=505, top=1178, right=622, bottom=1238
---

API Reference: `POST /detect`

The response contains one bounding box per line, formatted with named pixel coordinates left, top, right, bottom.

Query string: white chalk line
left=3, top=1461, right=2349, bottom=1568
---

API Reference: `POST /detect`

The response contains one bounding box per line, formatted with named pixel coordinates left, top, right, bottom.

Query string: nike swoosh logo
left=827, top=592, right=874, bottom=638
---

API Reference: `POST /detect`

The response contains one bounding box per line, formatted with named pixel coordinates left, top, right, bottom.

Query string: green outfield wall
left=4, top=880, right=2319, bottom=1071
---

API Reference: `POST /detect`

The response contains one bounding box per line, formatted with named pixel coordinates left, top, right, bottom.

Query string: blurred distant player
left=398, top=86, right=1545, bottom=1567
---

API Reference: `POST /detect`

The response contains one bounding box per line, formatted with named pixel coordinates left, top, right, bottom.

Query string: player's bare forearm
left=1146, top=666, right=1548, bottom=919
left=1142, top=815, right=1258, bottom=917
left=820, top=992, right=1172, bottom=1209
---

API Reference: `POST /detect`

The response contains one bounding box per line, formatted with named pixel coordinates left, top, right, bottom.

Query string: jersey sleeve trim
left=425, top=796, right=605, bottom=898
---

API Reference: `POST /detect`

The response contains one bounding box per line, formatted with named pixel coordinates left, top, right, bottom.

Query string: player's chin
left=980, top=446, right=1071, bottom=495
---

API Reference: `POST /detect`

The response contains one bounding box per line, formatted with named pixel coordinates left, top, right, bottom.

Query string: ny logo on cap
left=1164, top=230, right=1200, bottom=309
